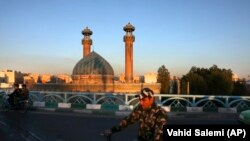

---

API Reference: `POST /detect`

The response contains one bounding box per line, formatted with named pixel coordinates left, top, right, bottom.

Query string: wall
left=32, top=83, right=161, bottom=94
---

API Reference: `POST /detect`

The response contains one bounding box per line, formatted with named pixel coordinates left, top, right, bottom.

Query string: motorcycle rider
left=8, top=83, right=21, bottom=108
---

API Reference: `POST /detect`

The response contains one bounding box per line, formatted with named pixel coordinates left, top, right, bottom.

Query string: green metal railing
left=1, top=90, right=250, bottom=112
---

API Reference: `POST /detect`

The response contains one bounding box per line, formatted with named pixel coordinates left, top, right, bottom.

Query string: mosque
left=72, top=27, right=114, bottom=85
left=33, top=23, right=160, bottom=93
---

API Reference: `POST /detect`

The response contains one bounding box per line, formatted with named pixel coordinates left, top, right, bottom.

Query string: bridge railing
left=1, top=90, right=250, bottom=112
left=29, top=91, right=250, bottom=110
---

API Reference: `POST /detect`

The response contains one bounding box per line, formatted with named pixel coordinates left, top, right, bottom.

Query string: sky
left=0, top=0, right=249, bottom=79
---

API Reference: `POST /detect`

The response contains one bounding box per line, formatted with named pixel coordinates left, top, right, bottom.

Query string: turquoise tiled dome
left=72, top=51, right=114, bottom=75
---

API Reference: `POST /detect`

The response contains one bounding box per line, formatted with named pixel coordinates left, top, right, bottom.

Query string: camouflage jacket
left=111, top=103, right=167, bottom=141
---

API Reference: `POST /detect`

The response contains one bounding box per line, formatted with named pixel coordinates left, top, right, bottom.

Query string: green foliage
left=172, top=78, right=178, bottom=94
left=181, top=65, right=233, bottom=95
left=187, top=73, right=207, bottom=94
left=208, top=65, right=233, bottom=95
left=232, top=80, right=248, bottom=96
left=180, top=79, right=188, bottom=94
left=157, top=65, right=170, bottom=94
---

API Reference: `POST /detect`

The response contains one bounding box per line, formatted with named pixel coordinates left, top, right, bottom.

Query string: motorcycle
left=1, top=92, right=29, bottom=113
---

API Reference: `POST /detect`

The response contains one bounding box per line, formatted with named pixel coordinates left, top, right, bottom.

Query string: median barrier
left=187, top=107, right=203, bottom=112
left=101, top=104, right=119, bottom=111
left=71, top=103, right=86, bottom=109
left=58, top=103, right=71, bottom=108
left=115, top=111, right=131, bottom=116
left=33, top=101, right=45, bottom=108
left=161, top=106, right=171, bottom=112
left=203, top=107, right=218, bottom=112
left=118, top=105, right=133, bottom=111
left=73, top=109, right=92, bottom=114
left=218, top=107, right=237, bottom=113
left=30, top=102, right=246, bottom=114
left=86, top=104, right=101, bottom=110
left=45, top=102, right=58, bottom=108
left=170, top=107, right=187, bottom=112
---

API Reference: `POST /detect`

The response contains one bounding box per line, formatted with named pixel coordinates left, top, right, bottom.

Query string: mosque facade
left=33, top=23, right=160, bottom=93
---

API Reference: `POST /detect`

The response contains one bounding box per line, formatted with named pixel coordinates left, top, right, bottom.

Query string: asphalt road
left=0, top=110, right=239, bottom=141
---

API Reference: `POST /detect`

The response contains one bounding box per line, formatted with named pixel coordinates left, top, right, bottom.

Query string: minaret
left=123, top=23, right=135, bottom=83
left=82, top=27, right=93, bottom=57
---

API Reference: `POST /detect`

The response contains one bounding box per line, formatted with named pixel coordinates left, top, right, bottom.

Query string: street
left=0, top=110, right=239, bottom=141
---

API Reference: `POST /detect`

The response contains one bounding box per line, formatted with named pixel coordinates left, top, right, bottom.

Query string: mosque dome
left=72, top=51, right=114, bottom=76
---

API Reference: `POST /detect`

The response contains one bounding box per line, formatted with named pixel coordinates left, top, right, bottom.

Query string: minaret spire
left=123, top=22, right=135, bottom=83
left=82, top=27, right=93, bottom=57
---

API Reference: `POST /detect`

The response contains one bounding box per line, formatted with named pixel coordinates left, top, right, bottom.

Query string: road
left=0, top=110, right=239, bottom=141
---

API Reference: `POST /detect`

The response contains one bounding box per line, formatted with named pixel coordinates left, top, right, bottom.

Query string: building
left=118, top=74, right=125, bottom=83
left=23, top=75, right=35, bottom=89
left=118, top=73, right=143, bottom=83
left=144, top=73, right=157, bottom=83
left=33, top=23, right=160, bottom=93
left=40, top=74, right=53, bottom=84
left=57, top=74, right=72, bottom=84
left=0, top=69, right=23, bottom=85
left=72, top=27, right=114, bottom=85
left=0, top=72, right=6, bottom=83
left=133, top=75, right=143, bottom=83
left=28, top=73, right=40, bottom=83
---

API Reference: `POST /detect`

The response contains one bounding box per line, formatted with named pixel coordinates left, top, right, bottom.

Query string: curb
left=32, top=102, right=245, bottom=114
left=35, top=107, right=130, bottom=116
left=73, top=109, right=93, bottom=114
left=34, top=107, right=239, bottom=119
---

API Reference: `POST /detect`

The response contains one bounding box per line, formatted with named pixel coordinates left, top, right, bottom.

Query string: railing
left=1, top=90, right=250, bottom=111
left=29, top=91, right=250, bottom=110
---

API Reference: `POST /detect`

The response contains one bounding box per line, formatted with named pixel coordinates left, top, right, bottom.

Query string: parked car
left=239, top=110, right=250, bottom=124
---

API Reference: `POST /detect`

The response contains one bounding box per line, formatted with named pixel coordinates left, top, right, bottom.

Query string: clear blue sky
left=0, top=0, right=249, bottom=78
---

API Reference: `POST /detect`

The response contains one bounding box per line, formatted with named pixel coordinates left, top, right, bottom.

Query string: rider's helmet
left=135, top=87, right=154, bottom=100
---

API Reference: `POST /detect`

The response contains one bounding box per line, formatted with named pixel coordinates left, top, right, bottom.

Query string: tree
left=232, top=80, right=248, bottom=96
left=181, top=65, right=233, bottom=95
left=37, top=76, right=42, bottom=84
left=157, top=65, right=170, bottom=94
left=172, top=79, right=178, bottom=94
left=207, top=65, right=233, bottom=95
left=180, top=76, right=188, bottom=94
left=187, top=73, right=207, bottom=94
